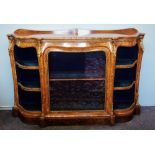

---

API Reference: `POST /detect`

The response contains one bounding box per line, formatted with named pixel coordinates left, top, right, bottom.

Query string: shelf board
left=16, top=61, right=39, bottom=70
left=51, top=97, right=104, bottom=101
left=50, top=77, right=105, bottom=81
left=116, top=60, right=137, bottom=69
left=18, top=80, right=40, bottom=90
left=15, top=59, right=38, bottom=66
left=50, top=71, right=105, bottom=79
left=114, top=81, right=135, bottom=90
left=18, top=82, right=40, bottom=92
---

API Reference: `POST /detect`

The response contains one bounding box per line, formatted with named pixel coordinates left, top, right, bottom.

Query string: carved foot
left=110, top=115, right=115, bottom=125
left=12, top=107, right=19, bottom=117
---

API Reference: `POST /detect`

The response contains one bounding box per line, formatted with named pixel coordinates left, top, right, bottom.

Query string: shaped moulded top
left=8, top=28, right=144, bottom=40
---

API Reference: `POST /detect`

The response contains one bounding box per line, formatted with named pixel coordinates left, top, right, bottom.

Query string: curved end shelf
left=18, top=82, right=40, bottom=92
left=114, top=103, right=140, bottom=117
left=116, top=60, right=137, bottom=69
left=114, top=81, right=135, bottom=90
left=16, top=62, right=39, bottom=70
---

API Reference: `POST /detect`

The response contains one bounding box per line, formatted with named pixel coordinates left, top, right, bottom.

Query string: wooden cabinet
left=8, top=28, right=144, bottom=126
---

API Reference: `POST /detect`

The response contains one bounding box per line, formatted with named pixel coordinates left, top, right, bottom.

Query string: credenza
left=8, top=28, right=144, bottom=126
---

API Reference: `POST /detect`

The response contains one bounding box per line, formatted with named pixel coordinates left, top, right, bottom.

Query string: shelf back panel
left=14, top=45, right=38, bottom=66
left=18, top=86, right=41, bottom=111
left=113, top=85, right=135, bottom=110
left=116, top=44, right=138, bottom=65
left=48, top=51, right=106, bottom=111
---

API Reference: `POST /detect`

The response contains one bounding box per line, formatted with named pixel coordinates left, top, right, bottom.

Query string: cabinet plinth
left=8, top=28, right=144, bottom=126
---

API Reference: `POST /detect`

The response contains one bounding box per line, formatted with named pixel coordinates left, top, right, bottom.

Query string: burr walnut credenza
left=8, top=28, right=144, bottom=126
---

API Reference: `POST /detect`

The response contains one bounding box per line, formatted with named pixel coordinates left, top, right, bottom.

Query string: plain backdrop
left=0, top=24, right=154, bottom=109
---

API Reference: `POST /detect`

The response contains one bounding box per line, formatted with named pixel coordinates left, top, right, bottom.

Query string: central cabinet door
left=44, top=47, right=108, bottom=112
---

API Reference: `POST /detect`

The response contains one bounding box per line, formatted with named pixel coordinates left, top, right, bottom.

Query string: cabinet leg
left=39, top=117, right=46, bottom=128
left=135, top=104, right=141, bottom=115
left=110, top=115, right=115, bottom=125
left=12, top=107, right=19, bottom=117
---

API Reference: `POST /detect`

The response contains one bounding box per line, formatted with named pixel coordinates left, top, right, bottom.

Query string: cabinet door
left=44, top=47, right=110, bottom=113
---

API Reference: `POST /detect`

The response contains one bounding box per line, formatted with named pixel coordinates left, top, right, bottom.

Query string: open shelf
left=114, top=102, right=134, bottom=110
left=48, top=51, right=106, bottom=79
left=14, top=45, right=38, bottom=68
left=114, top=45, right=138, bottom=108
left=50, top=72, right=104, bottom=79
left=116, top=44, right=138, bottom=66
left=16, top=66, right=40, bottom=89
left=113, top=85, right=135, bottom=110
left=114, top=65, right=137, bottom=88
left=50, top=80, right=105, bottom=111
left=18, top=86, right=41, bottom=111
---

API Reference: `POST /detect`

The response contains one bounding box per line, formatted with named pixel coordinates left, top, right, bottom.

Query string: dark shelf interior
left=18, top=86, right=41, bottom=111
left=48, top=51, right=106, bottom=111
left=50, top=100, right=104, bottom=111
left=113, top=85, right=135, bottom=110
left=114, top=65, right=137, bottom=87
left=13, top=44, right=139, bottom=112
left=116, top=44, right=138, bottom=65
left=50, top=80, right=105, bottom=111
left=14, top=45, right=38, bottom=66
left=16, top=66, right=40, bottom=88
left=48, top=51, right=106, bottom=79
left=114, top=102, right=134, bottom=110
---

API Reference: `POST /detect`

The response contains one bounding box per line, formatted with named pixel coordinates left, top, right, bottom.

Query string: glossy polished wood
left=8, top=28, right=144, bottom=126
